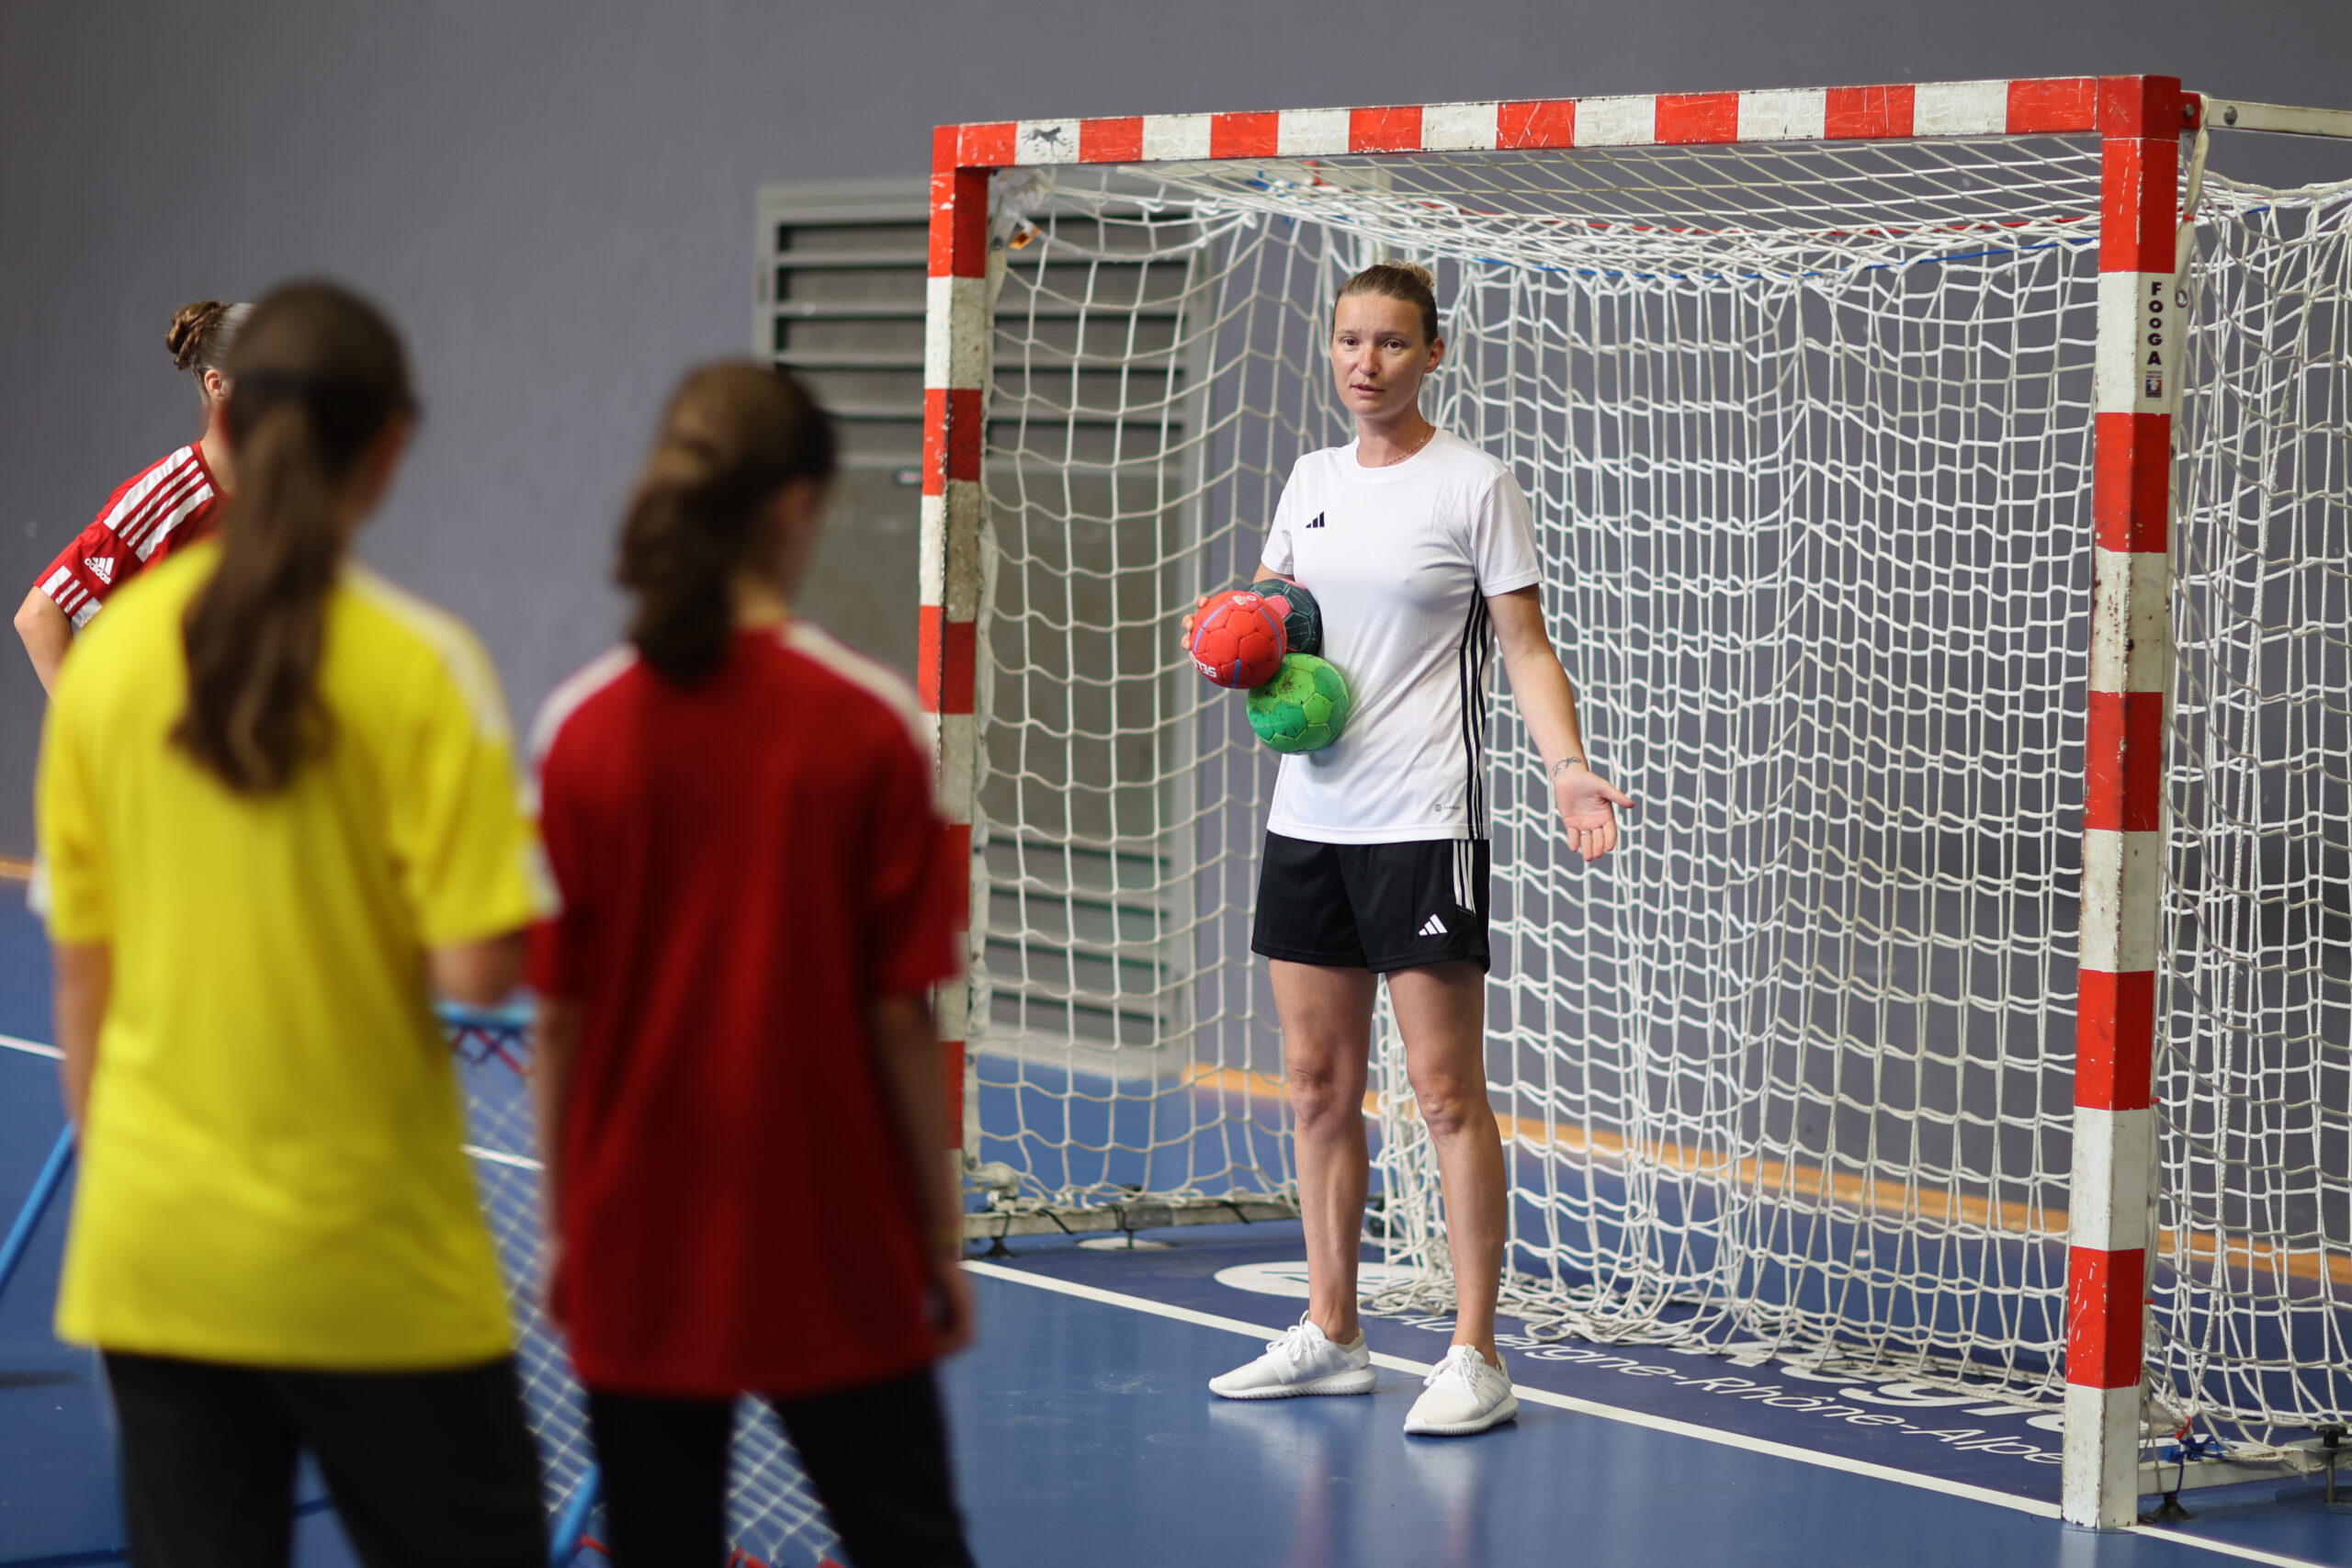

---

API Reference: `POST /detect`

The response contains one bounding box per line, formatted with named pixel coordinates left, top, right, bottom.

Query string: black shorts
left=1250, top=832, right=1491, bottom=974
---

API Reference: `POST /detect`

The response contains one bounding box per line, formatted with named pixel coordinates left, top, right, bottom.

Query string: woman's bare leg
left=1385, top=959, right=1504, bottom=1365
left=1269, top=959, right=1378, bottom=1345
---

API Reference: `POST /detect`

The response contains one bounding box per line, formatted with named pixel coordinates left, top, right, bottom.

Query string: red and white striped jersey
left=35, top=445, right=224, bottom=629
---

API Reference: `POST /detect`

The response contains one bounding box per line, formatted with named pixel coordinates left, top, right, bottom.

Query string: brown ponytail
left=173, top=283, right=415, bottom=794
left=618, top=362, right=837, bottom=683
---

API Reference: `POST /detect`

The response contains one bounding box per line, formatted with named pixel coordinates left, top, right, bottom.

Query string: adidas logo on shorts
left=84, top=556, right=115, bottom=584
left=1418, top=914, right=1448, bottom=938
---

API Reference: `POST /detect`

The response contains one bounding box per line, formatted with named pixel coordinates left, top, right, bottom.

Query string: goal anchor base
left=2136, top=1432, right=2349, bottom=1508
left=960, top=1195, right=1299, bottom=1251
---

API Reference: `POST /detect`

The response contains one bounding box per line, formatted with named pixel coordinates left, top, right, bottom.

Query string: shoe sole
left=1403, top=1393, right=1520, bottom=1436
left=1209, top=1368, right=1377, bottom=1400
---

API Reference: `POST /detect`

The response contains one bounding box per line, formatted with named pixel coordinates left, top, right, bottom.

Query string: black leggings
left=102, top=1349, right=545, bottom=1568
left=586, top=1368, right=974, bottom=1568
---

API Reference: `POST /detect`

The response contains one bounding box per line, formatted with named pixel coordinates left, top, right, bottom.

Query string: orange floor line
left=1177, top=1063, right=2349, bottom=1286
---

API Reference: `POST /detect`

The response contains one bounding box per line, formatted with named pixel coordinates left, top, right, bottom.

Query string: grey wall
left=5, top=0, right=2349, bottom=856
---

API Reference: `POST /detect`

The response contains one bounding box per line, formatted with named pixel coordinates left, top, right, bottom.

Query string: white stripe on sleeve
left=130, top=484, right=214, bottom=560
left=97, top=448, right=198, bottom=542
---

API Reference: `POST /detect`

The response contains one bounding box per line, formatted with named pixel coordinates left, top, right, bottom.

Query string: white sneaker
left=1403, top=1345, right=1519, bottom=1435
left=1208, top=1314, right=1376, bottom=1399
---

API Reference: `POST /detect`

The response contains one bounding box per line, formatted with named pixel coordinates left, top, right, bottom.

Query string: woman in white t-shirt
left=1188, top=262, right=1633, bottom=1436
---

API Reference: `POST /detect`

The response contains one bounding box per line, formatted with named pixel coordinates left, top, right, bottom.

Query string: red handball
left=1190, top=590, right=1289, bottom=688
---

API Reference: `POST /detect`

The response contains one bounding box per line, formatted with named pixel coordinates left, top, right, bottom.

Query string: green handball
left=1247, top=654, right=1351, bottom=753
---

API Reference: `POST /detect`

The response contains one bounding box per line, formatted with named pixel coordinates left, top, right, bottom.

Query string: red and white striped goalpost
left=2068, top=74, right=2192, bottom=1530
left=923, top=129, right=990, bottom=1158
left=915, top=75, right=2323, bottom=1529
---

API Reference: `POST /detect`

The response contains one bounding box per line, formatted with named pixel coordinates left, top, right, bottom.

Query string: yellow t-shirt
left=33, top=542, right=553, bottom=1369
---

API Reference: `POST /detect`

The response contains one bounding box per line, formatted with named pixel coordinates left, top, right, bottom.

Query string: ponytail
left=174, top=283, right=414, bottom=794
left=618, top=363, right=837, bottom=683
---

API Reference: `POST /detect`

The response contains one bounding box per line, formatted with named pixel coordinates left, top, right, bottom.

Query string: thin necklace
left=1370, top=422, right=1437, bottom=468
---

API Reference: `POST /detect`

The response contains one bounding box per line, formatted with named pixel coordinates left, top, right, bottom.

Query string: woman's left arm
left=1488, top=586, right=1634, bottom=863
left=52, top=942, right=110, bottom=1124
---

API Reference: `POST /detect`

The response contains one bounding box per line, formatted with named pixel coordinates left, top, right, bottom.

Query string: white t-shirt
left=1259, top=430, right=1543, bottom=844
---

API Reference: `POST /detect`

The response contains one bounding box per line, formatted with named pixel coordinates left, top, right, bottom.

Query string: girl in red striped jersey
left=15, top=299, right=249, bottom=693
left=531, top=363, right=977, bottom=1568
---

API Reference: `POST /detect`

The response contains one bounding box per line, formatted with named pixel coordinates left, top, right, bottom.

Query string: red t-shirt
left=36, top=445, right=223, bottom=627
left=529, top=623, right=961, bottom=1399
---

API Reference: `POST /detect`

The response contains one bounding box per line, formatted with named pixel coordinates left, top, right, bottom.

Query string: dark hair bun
left=167, top=300, right=232, bottom=372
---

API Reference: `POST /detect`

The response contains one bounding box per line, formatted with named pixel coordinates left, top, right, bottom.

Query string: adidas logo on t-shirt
left=84, top=556, right=115, bottom=584
left=1306, top=512, right=1326, bottom=529
left=1418, top=913, right=1448, bottom=938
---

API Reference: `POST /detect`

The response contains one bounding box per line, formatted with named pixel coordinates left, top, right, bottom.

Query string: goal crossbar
left=916, top=75, right=2352, bottom=1531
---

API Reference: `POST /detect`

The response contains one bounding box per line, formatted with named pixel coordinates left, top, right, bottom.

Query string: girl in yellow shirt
left=35, top=281, right=553, bottom=1567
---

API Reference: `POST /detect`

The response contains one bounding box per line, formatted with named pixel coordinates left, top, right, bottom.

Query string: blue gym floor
left=4, top=890, right=2349, bottom=1567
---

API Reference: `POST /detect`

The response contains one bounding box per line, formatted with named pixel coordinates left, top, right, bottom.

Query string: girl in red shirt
left=531, top=363, right=975, bottom=1568
left=15, top=299, right=248, bottom=693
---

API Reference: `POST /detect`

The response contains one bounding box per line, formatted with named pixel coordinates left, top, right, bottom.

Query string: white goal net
left=966, top=130, right=2352, bottom=1438
left=2161, top=170, right=2352, bottom=1438
left=452, top=1018, right=840, bottom=1566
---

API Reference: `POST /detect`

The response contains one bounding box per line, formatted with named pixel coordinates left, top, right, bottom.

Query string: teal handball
left=1247, top=654, right=1351, bottom=753
left=1248, top=580, right=1323, bottom=659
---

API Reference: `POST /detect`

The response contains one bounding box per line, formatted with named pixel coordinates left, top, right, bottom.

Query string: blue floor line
left=0, top=1126, right=74, bottom=1303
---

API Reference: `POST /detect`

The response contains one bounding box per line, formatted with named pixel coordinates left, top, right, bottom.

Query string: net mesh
left=451, top=1017, right=838, bottom=1567
left=967, top=132, right=2352, bottom=1435
left=2160, top=170, right=2352, bottom=1438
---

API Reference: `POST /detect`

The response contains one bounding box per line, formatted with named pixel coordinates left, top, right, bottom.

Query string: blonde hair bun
left=1395, top=261, right=1435, bottom=289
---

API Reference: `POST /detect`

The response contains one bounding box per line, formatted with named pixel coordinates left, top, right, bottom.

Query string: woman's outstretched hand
left=1555, top=763, right=1634, bottom=862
